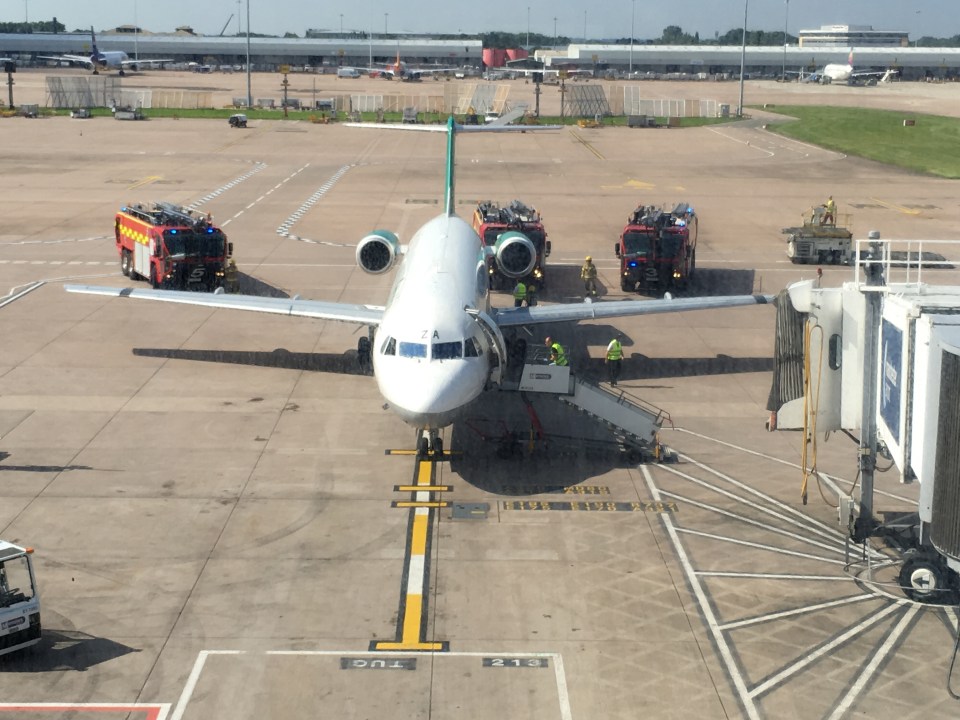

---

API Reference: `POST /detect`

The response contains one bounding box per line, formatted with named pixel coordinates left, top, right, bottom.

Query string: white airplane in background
left=357, top=52, right=458, bottom=81
left=803, top=51, right=898, bottom=85
left=40, top=27, right=172, bottom=76
left=66, top=117, right=773, bottom=456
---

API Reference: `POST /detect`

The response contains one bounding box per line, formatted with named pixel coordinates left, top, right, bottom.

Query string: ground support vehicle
left=228, top=113, right=247, bottom=128
left=115, top=201, right=233, bottom=291
left=615, top=202, right=697, bottom=293
left=784, top=208, right=854, bottom=265
left=472, top=200, right=551, bottom=292
left=0, top=541, right=40, bottom=656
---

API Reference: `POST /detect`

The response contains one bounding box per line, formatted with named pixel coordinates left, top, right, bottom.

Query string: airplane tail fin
left=444, top=116, right=456, bottom=217
left=848, top=50, right=854, bottom=67
left=91, top=26, right=99, bottom=56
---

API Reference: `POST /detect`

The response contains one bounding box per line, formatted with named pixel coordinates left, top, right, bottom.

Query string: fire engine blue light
left=628, top=261, right=638, bottom=267
left=206, top=227, right=214, bottom=233
left=676, top=220, right=686, bottom=227
left=169, top=229, right=178, bottom=234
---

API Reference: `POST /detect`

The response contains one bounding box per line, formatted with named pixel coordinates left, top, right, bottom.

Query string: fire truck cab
left=472, top=200, right=551, bottom=291
left=0, top=541, right=40, bottom=657
left=615, top=202, right=697, bottom=293
left=115, top=202, right=233, bottom=291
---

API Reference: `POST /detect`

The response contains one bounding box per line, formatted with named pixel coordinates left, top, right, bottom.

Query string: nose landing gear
left=417, top=430, right=444, bottom=459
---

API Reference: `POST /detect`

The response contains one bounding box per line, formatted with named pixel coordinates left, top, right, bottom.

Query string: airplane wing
left=64, top=285, right=385, bottom=326
left=38, top=54, right=94, bottom=67
left=121, top=58, right=174, bottom=67
left=492, top=294, right=774, bottom=328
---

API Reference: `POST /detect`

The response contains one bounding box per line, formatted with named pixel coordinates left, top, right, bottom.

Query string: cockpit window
left=399, top=341, right=428, bottom=359
left=381, top=337, right=396, bottom=355
left=433, top=341, right=463, bottom=360
left=464, top=338, right=482, bottom=357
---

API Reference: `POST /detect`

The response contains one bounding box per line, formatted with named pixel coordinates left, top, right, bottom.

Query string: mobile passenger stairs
left=498, top=346, right=675, bottom=464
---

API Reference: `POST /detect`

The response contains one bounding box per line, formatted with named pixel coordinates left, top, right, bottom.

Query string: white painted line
left=826, top=604, right=919, bottom=719
left=674, top=527, right=846, bottom=565
left=748, top=602, right=904, bottom=698
left=0, top=281, right=44, bottom=308
left=641, top=466, right=762, bottom=720
left=695, top=571, right=853, bottom=581
left=170, top=650, right=245, bottom=720
left=406, top=554, right=425, bottom=595
left=659, top=490, right=849, bottom=557
left=718, top=594, right=876, bottom=631
left=671, top=455, right=847, bottom=542
left=674, top=428, right=913, bottom=505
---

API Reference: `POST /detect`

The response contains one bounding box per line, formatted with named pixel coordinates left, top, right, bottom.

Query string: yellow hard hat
left=585, top=255, right=592, bottom=261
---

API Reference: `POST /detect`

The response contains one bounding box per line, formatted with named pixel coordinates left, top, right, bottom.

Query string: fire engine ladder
left=505, top=354, right=670, bottom=458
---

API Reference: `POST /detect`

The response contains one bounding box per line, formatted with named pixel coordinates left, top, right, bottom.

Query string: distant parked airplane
left=796, top=52, right=898, bottom=85
left=39, top=27, right=172, bottom=76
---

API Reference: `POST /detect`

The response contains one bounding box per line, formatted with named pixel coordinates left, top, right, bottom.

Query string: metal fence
left=621, top=86, right=721, bottom=118
left=46, top=76, right=120, bottom=108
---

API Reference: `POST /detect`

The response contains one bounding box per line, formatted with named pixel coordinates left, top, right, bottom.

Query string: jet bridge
left=502, top=353, right=671, bottom=460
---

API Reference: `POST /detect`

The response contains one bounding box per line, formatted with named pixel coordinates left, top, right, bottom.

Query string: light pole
left=583, top=10, right=586, bottom=42
left=737, top=0, right=748, bottom=117
left=24, top=0, right=28, bottom=23
left=384, top=13, right=388, bottom=36
left=237, top=0, right=241, bottom=35
left=553, top=16, right=557, bottom=47
left=246, top=0, right=252, bottom=107
left=134, top=0, right=139, bottom=61
left=340, top=14, right=343, bottom=35
left=781, top=0, right=789, bottom=81
left=629, top=0, right=635, bottom=74
left=526, top=6, right=530, bottom=48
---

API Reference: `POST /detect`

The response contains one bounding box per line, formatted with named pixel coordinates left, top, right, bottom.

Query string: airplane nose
left=378, top=360, right=486, bottom=426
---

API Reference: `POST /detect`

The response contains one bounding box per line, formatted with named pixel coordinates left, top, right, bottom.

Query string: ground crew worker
left=525, top=281, right=538, bottom=306
left=605, top=334, right=623, bottom=386
left=580, top=256, right=598, bottom=297
left=545, top=336, right=568, bottom=366
left=513, top=279, right=527, bottom=307
left=823, top=195, right=836, bottom=225
left=224, top=258, right=239, bottom=293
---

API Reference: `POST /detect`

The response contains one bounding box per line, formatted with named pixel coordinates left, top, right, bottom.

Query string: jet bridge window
left=381, top=337, right=396, bottom=355
left=399, top=341, right=428, bottom=359
left=433, top=341, right=463, bottom=360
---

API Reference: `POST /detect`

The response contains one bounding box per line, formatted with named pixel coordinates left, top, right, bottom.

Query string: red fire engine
left=614, top=202, right=697, bottom=293
left=115, top=202, right=232, bottom=291
left=472, top=200, right=551, bottom=291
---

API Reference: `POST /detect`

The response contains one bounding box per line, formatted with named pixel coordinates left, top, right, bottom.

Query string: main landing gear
left=417, top=429, right=443, bottom=459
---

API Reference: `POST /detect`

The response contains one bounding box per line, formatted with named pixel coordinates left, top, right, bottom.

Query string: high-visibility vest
left=606, top=339, right=622, bottom=361
left=513, top=282, right=527, bottom=300
left=581, top=263, right=597, bottom=280
left=551, top=342, right=568, bottom=366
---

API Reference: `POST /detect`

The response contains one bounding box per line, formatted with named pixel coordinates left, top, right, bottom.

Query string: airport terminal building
left=0, top=28, right=957, bottom=80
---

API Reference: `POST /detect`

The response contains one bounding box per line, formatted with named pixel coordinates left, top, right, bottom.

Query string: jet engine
left=492, top=231, right=537, bottom=279
left=356, top=229, right=400, bottom=274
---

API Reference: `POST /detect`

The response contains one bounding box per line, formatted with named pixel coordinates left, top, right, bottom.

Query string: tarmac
left=2, top=70, right=960, bottom=719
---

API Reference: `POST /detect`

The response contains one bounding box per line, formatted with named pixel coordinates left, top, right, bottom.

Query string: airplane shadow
left=449, top=389, right=638, bottom=492
left=234, top=273, right=291, bottom=298
left=628, top=268, right=758, bottom=298
left=0, top=629, right=139, bottom=672
left=132, top=347, right=372, bottom=375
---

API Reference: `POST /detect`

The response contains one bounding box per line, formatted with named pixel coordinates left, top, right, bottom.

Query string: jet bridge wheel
left=898, top=553, right=960, bottom=604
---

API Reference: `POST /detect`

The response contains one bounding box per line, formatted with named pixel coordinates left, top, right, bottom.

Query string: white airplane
left=803, top=51, right=898, bottom=85
left=39, top=27, right=172, bottom=76
left=65, top=117, right=772, bottom=456
left=357, top=52, right=458, bottom=81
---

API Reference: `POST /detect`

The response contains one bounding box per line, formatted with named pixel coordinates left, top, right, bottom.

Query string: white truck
left=0, top=541, right=40, bottom=656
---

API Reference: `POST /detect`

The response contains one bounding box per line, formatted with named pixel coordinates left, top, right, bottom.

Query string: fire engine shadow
left=0, top=451, right=92, bottom=473
left=0, top=629, right=139, bottom=672
left=132, top=347, right=372, bottom=375
left=449, top=390, right=636, bottom=492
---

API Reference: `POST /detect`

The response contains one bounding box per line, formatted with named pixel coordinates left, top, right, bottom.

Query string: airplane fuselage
left=371, top=214, right=496, bottom=430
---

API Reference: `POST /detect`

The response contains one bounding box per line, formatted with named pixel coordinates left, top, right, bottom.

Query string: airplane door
left=467, top=309, right=506, bottom=386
